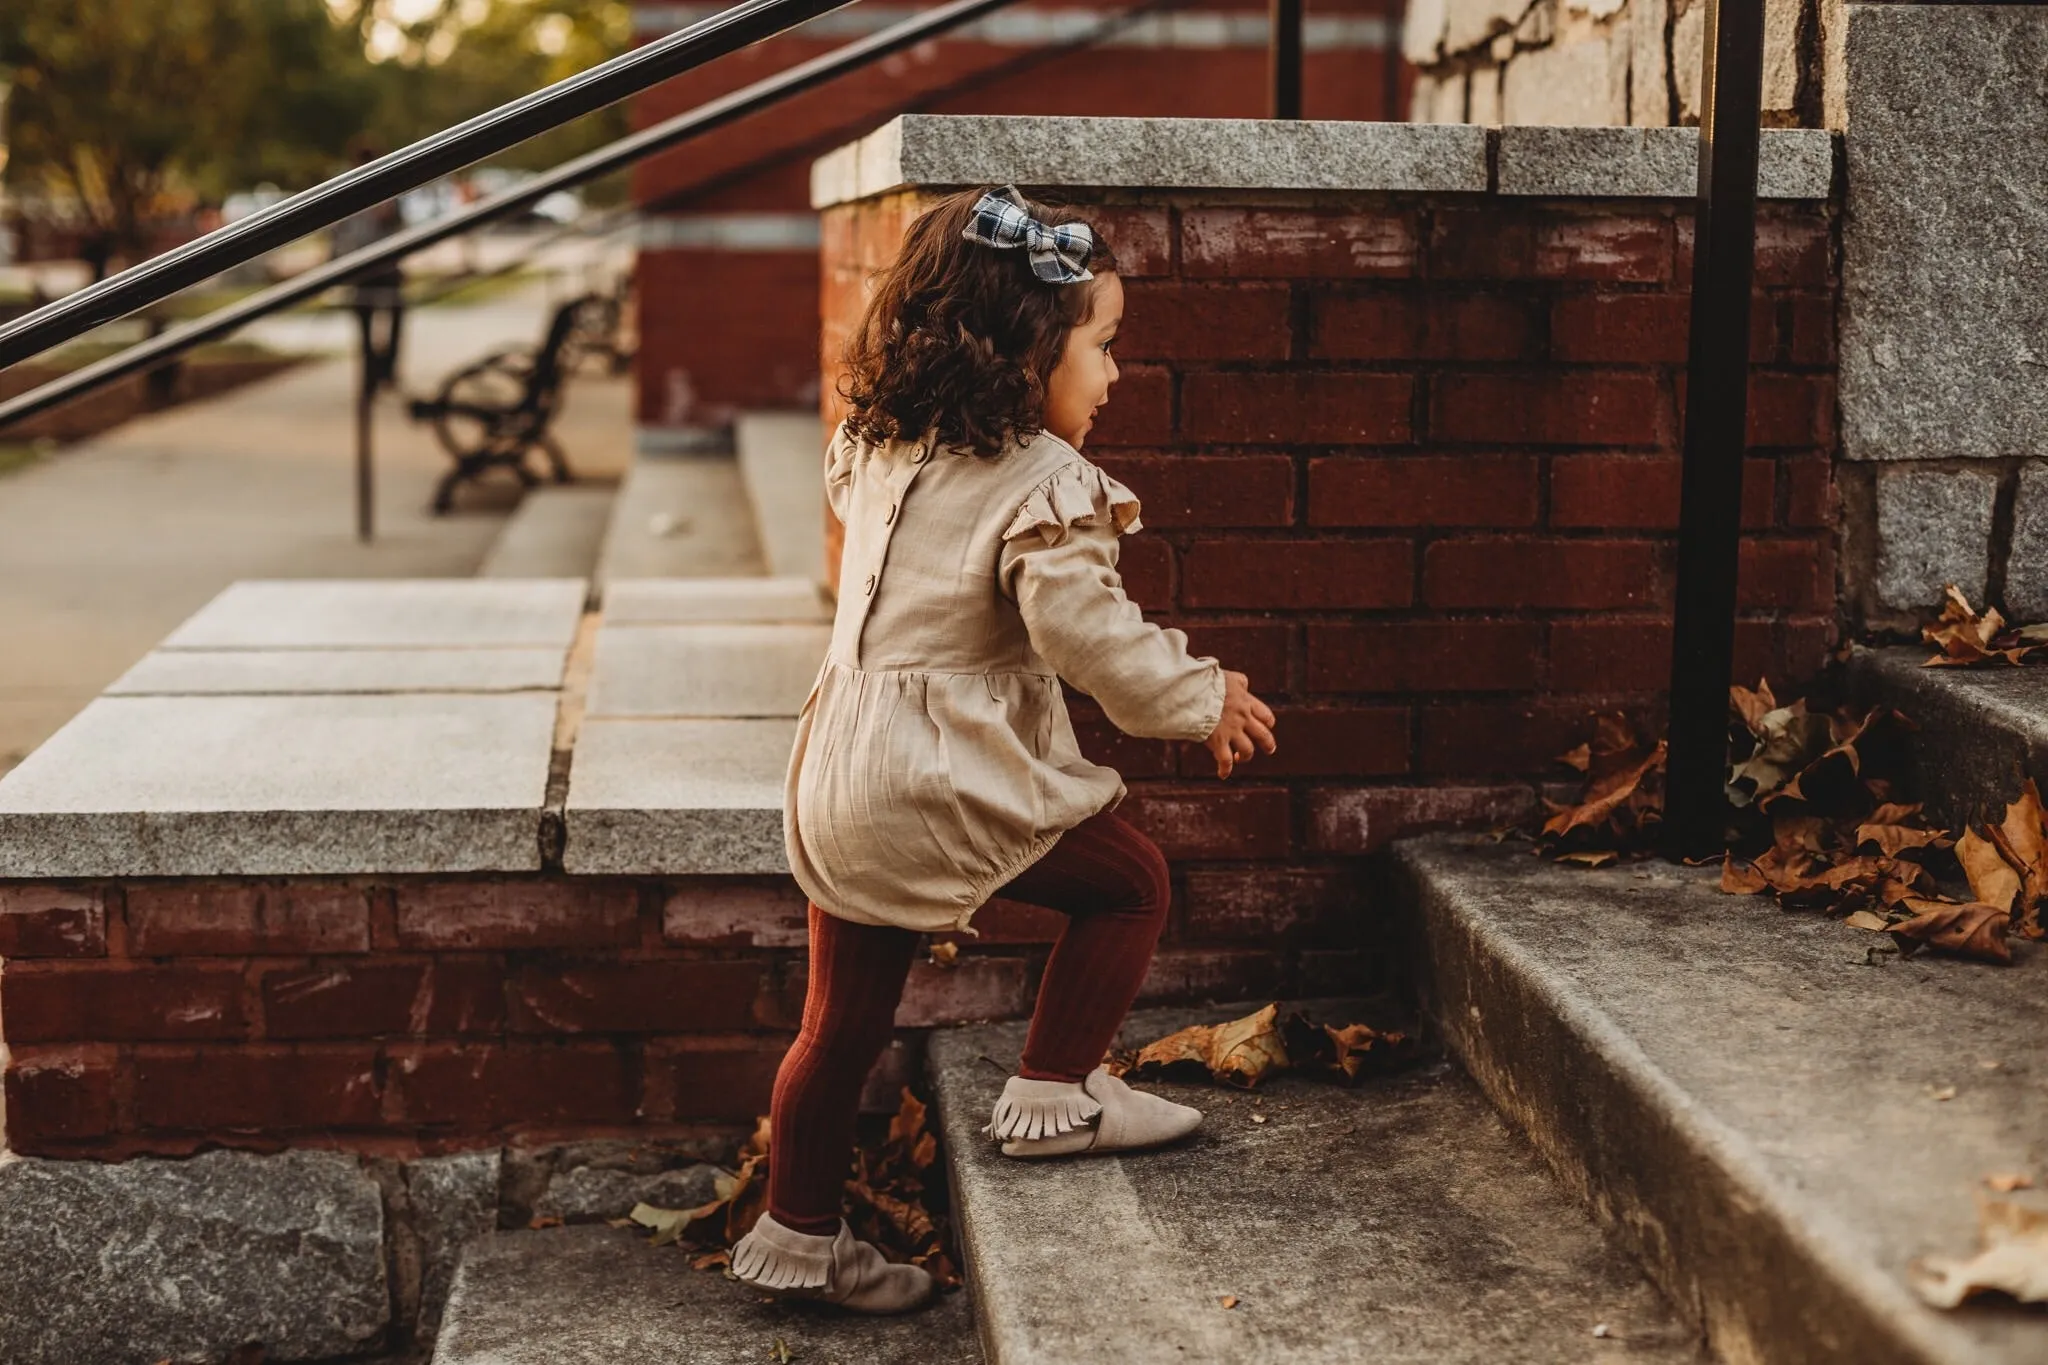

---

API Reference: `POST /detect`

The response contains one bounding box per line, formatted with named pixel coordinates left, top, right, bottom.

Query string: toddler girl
left=727, top=184, right=1278, bottom=1313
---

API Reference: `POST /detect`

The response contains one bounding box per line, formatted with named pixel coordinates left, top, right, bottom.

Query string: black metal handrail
left=0, top=0, right=862, bottom=371
left=0, top=0, right=1038, bottom=430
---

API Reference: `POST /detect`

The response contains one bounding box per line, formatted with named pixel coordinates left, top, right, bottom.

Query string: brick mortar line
left=540, top=609, right=603, bottom=872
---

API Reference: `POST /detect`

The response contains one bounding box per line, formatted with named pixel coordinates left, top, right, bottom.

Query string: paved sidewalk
left=0, top=280, right=631, bottom=777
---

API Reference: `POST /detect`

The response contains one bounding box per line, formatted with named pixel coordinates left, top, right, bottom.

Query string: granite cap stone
left=601, top=575, right=831, bottom=624
left=562, top=716, right=792, bottom=875
left=106, top=646, right=568, bottom=695
left=0, top=692, right=558, bottom=877
left=160, top=578, right=586, bottom=650
left=1496, top=125, right=1835, bottom=200
left=584, top=622, right=829, bottom=718
left=812, top=113, right=1490, bottom=207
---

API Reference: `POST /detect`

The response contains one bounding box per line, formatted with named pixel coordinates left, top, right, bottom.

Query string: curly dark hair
left=836, top=186, right=1119, bottom=459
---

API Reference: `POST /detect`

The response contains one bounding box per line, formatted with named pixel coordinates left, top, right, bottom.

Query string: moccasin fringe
left=980, top=1076, right=1104, bottom=1142
left=730, top=1215, right=836, bottom=1292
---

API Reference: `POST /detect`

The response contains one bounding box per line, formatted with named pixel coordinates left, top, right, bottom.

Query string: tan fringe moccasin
left=982, top=1064, right=1202, bottom=1159
left=728, top=1212, right=936, bottom=1314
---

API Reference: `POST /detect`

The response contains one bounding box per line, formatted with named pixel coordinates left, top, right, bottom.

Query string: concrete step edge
left=1395, top=836, right=1992, bottom=1365
left=1847, top=643, right=2048, bottom=827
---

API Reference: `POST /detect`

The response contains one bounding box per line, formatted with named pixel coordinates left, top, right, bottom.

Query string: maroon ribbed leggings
left=765, top=805, right=1171, bottom=1234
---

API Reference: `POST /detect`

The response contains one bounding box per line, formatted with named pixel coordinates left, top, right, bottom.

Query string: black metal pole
left=353, top=305, right=376, bottom=543
left=1662, top=0, right=1767, bottom=861
left=1271, top=0, right=1303, bottom=118
left=0, top=0, right=1026, bottom=431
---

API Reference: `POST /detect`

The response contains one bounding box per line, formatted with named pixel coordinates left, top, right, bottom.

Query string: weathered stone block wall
left=1836, top=3, right=2048, bottom=629
left=1402, top=0, right=1846, bottom=129
left=0, top=871, right=1337, bottom=1158
left=820, top=173, right=1840, bottom=867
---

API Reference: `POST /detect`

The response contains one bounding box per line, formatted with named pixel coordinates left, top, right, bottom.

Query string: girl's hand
left=1202, top=670, right=1277, bottom=779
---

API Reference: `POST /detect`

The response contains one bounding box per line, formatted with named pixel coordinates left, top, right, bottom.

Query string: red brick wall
left=630, top=0, right=1412, bottom=426
left=0, top=873, right=1350, bottom=1158
left=821, top=188, right=1839, bottom=848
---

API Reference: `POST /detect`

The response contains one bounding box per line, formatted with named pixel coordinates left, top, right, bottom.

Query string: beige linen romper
left=783, top=419, right=1227, bottom=940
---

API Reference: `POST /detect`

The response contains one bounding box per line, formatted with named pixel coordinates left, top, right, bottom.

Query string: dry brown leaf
left=1131, top=1001, right=1291, bottom=1087
left=1913, top=1193, right=2048, bottom=1308
left=1556, top=848, right=1620, bottom=868
left=1219, top=1295, right=1240, bottom=1309
left=1722, top=856, right=1770, bottom=895
left=1729, top=700, right=1833, bottom=807
left=1957, top=828, right=2023, bottom=915
left=927, top=940, right=959, bottom=966
left=1989, top=778, right=2048, bottom=938
left=1322, top=1022, right=1400, bottom=1079
left=1557, top=742, right=1591, bottom=774
left=1541, top=742, right=1665, bottom=840
left=1856, top=802, right=1948, bottom=857
left=1889, top=899, right=2014, bottom=964
left=1731, top=678, right=1779, bottom=735
left=1988, top=1174, right=2037, bottom=1193
left=1843, top=909, right=1891, bottom=931
left=1923, top=585, right=2040, bottom=667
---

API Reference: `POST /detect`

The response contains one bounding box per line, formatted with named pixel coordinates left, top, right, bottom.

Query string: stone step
left=594, top=449, right=768, bottom=591
left=477, top=484, right=618, bottom=581
left=1393, top=835, right=2048, bottom=1365
left=1848, top=643, right=2048, bottom=827
left=431, top=1223, right=982, bottom=1365
left=564, top=576, right=831, bottom=876
left=734, top=411, right=827, bottom=588
left=928, top=997, right=1703, bottom=1365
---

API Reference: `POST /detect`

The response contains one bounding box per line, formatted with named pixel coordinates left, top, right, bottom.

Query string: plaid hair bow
left=961, top=185, right=1095, bottom=284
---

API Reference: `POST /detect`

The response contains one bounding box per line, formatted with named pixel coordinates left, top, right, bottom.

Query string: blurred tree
left=0, top=0, right=380, bottom=277
left=335, top=0, right=633, bottom=201
left=0, top=0, right=634, bottom=277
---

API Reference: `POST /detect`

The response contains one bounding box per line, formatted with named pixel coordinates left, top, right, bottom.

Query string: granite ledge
left=812, top=114, right=1839, bottom=207
left=811, top=114, right=1491, bottom=206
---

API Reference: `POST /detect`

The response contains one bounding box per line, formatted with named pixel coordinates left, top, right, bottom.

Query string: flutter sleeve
left=996, top=460, right=1227, bottom=744
left=824, top=421, right=860, bottom=523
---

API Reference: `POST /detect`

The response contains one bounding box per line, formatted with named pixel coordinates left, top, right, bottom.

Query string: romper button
left=912, top=446, right=927, bottom=464
left=884, top=502, right=897, bottom=524
left=864, top=572, right=876, bottom=595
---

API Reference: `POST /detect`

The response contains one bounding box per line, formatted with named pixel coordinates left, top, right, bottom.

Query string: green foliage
left=328, top=1, right=635, bottom=186
left=0, top=0, right=635, bottom=264
left=0, top=0, right=379, bottom=249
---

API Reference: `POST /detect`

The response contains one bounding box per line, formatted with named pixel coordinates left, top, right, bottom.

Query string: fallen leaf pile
left=1531, top=677, right=2045, bottom=965
left=627, top=1085, right=962, bottom=1290
left=1912, top=1191, right=2048, bottom=1309
left=1103, top=1001, right=1417, bottom=1089
left=1923, top=585, right=2048, bottom=668
left=1532, top=713, right=1666, bottom=868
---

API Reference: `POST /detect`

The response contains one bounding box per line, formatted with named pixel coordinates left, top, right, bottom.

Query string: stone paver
left=0, top=1150, right=388, bottom=1365
left=931, top=999, right=1701, bottom=1365
left=432, top=1224, right=980, bottom=1365
left=585, top=623, right=828, bottom=718
left=160, top=579, right=586, bottom=650
left=596, top=452, right=767, bottom=586
left=562, top=717, right=791, bottom=874
left=602, top=575, right=831, bottom=624
left=735, top=411, right=827, bottom=585
left=0, top=268, right=630, bottom=780
left=106, top=646, right=568, bottom=695
left=0, top=692, right=558, bottom=876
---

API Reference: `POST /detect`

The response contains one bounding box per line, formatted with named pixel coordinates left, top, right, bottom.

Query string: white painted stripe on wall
left=637, top=213, right=823, bottom=251
left=632, top=4, right=1391, bottom=49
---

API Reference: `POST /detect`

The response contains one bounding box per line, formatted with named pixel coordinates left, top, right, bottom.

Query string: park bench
left=408, top=292, right=609, bottom=513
